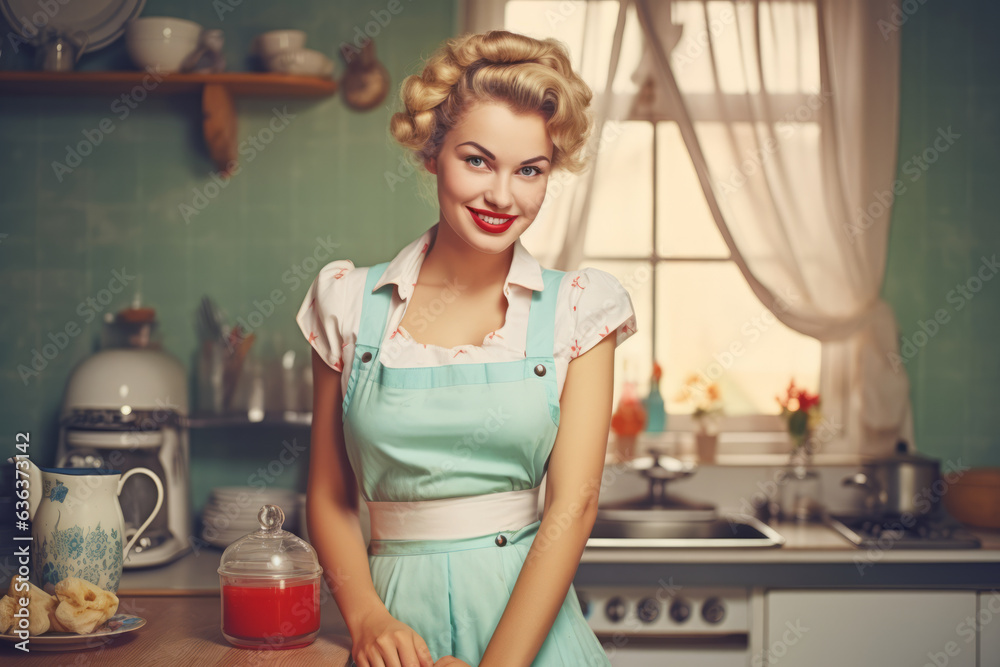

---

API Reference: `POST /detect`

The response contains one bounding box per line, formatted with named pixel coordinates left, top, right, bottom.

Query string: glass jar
left=218, top=504, right=323, bottom=649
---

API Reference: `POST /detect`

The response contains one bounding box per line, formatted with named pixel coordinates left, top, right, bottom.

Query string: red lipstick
left=467, top=206, right=516, bottom=234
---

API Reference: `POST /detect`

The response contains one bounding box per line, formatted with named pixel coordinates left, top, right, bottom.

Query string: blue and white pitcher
left=17, top=459, right=164, bottom=593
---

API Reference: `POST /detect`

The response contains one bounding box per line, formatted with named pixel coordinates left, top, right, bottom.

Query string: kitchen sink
left=587, top=515, right=785, bottom=548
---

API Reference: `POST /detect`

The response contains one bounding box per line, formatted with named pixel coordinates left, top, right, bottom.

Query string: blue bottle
left=643, top=362, right=666, bottom=432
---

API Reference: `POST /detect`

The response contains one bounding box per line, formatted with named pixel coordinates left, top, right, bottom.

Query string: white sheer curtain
left=629, top=0, right=911, bottom=456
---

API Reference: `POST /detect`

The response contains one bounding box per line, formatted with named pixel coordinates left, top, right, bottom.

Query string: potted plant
left=674, top=374, right=723, bottom=462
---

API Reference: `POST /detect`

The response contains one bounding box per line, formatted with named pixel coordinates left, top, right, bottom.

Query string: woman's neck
left=418, top=222, right=513, bottom=292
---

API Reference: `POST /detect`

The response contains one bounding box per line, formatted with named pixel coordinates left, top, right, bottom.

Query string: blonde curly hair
left=390, top=30, right=594, bottom=174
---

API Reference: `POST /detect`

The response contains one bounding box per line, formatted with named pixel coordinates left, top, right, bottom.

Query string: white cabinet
left=982, top=591, right=1000, bottom=667
left=762, top=590, right=977, bottom=667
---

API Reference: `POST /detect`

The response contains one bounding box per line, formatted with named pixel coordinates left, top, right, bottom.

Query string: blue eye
left=465, top=156, right=485, bottom=168
left=520, top=166, right=543, bottom=177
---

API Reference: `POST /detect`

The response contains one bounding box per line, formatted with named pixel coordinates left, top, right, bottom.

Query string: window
left=505, top=1, right=822, bottom=440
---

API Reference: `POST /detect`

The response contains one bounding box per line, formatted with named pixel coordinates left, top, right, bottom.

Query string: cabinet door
left=982, top=591, right=1000, bottom=667
left=763, top=590, right=976, bottom=667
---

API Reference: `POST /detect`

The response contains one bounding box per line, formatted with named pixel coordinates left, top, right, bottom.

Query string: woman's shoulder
left=554, top=266, right=637, bottom=357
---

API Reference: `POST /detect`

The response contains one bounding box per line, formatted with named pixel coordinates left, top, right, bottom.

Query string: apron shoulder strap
left=356, top=261, right=393, bottom=349
left=525, top=268, right=564, bottom=358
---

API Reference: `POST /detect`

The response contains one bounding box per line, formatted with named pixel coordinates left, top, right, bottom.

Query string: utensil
left=596, top=448, right=716, bottom=522
left=266, top=48, right=335, bottom=77
left=943, top=467, right=1000, bottom=529
left=180, top=28, right=225, bottom=73
left=35, top=27, right=89, bottom=71
left=124, top=16, right=203, bottom=73
left=14, top=458, right=165, bottom=593
left=0, top=0, right=145, bottom=54
left=0, top=614, right=146, bottom=651
left=252, top=29, right=306, bottom=60
left=842, top=440, right=941, bottom=517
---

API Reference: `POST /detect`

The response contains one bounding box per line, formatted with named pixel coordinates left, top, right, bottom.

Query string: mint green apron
left=342, top=261, right=611, bottom=666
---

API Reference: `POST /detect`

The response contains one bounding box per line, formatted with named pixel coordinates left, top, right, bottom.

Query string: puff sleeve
left=562, top=267, right=638, bottom=359
left=295, top=260, right=356, bottom=373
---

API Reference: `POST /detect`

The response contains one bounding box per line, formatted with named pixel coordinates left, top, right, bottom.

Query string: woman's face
left=425, top=101, right=554, bottom=255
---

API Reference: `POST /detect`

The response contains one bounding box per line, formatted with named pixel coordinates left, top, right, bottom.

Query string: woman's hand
left=351, top=607, right=435, bottom=667
left=433, top=657, right=472, bottom=667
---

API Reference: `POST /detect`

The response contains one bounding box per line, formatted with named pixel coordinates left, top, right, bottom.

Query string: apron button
left=534, top=364, right=546, bottom=377
left=361, top=351, right=372, bottom=363
left=495, top=534, right=508, bottom=547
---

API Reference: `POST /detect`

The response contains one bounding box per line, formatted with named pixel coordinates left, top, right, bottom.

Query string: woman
left=297, top=30, right=636, bottom=667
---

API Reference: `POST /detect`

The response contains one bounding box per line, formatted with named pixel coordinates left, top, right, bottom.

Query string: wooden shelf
left=0, top=71, right=338, bottom=172
left=0, top=70, right=336, bottom=96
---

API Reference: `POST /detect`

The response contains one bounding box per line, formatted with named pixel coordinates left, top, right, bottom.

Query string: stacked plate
left=201, top=486, right=300, bottom=549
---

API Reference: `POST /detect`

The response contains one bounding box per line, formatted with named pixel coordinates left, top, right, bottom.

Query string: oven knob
left=605, top=597, right=626, bottom=622
left=669, top=598, right=691, bottom=623
left=576, top=590, right=591, bottom=618
left=636, top=598, right=660, bottom=623
left=702, top=597, right=726, bottom=624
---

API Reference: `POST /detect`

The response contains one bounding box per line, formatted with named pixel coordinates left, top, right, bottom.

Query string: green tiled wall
left=2, top=0, right=997, bottom=527
left=882, top=0, right=1000, bottom=467
left=0, top=0, right=456, bottom=512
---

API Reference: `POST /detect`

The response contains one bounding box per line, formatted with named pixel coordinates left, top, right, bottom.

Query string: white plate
left=0, top=614, right=146, bottom=651
left=0, top=0, right=145, bottom=53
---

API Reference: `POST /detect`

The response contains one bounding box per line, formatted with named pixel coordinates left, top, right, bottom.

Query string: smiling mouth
left=466, top=207, right=517, bottom=234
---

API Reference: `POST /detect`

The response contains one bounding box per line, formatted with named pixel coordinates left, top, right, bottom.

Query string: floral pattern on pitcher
left=37, top=517, right=122, bottom=591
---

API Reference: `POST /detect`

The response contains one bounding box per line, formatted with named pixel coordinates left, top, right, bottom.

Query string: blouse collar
left=372, top=223, right=546, bottom=299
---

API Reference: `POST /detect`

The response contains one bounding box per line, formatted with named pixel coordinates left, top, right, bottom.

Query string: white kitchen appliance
left=56, top=348, right=192, bottom=568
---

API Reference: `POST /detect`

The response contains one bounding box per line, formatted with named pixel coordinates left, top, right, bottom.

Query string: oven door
left=600, top=635, right=749, bottom=667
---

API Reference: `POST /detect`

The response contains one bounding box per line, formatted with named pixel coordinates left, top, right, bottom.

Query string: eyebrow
left=456, top=141, right=551, bottom=165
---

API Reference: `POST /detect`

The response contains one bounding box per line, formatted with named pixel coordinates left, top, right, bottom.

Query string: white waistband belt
left=367, top=486, right=541, bottom=541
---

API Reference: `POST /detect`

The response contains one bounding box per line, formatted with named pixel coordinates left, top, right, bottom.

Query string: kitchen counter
left=114, top=522, right=1000, bottom=594
left=0, top=594, right=353, bottom=665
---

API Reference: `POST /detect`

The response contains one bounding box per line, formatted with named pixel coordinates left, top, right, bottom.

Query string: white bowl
left=125, top=17, right=203, bottom=73
left=266, top=48, right=334, bottom=77
left=126, top=17, right=203, bottom=41
left=253, top=29, right=307, bottom=60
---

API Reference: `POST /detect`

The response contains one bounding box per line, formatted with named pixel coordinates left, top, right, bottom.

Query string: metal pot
left=842, top=441, right=941, bottom=517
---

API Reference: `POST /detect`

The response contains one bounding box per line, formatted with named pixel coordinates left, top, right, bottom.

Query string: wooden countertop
left=0, top=593, right=353, bottom=666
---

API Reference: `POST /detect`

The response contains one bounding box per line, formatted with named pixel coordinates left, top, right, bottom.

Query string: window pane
left=505, top=1, right=643, bottom=96
left=656, top=262, right=820, bottom=416
left=656, top=121, right=728, bottom=258
left=578, top=259, right=652, bottom=408
left=583, top=121, right=652, bottom=258
left=670, top=1, right=820, bottom=95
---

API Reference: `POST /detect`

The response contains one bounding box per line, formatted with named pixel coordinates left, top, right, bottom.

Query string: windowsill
left=621, top=430, right=869, bottom=466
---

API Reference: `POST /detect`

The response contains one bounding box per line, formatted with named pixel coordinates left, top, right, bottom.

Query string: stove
left=827, top=513, right=981, bottom=549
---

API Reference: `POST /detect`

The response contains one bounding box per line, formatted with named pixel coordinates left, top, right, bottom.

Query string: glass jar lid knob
left=258, top=504, right=285, bottom=533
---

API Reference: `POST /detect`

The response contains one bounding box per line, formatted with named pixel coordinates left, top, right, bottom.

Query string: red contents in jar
left=222, top=580, right=320, bottom=648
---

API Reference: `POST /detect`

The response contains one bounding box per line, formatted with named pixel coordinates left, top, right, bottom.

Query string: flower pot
left=695, top=432, right=718, bottom=463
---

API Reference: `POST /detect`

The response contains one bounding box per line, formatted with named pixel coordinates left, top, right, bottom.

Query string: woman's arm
left=306, top=349, right=388, bottom=634
left=479, top=334, right=616, bottom=667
